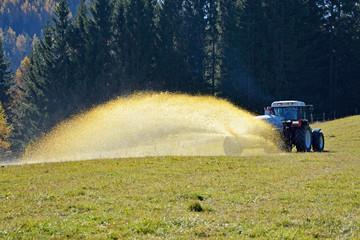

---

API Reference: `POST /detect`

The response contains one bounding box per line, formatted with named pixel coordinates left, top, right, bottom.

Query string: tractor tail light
left=292, top=120, right=302, bottom=127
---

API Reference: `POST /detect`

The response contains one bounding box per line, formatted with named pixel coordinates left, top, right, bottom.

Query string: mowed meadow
left=0, top=116, right=359, bottom=239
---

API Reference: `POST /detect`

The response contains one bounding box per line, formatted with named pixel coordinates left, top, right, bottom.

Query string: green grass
left=1, top=116, right=359, bottom=239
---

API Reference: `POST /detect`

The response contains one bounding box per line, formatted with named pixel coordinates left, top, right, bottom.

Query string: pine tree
left=0, top=37, right=12, bottom=105
left=288, top=0, right=326, bottom=106
left=124, top=0, right=157, bottom=90
left=179, top=0, right=208, bottom=93
left=69, top=0, right=91, bottom=109
left=156, top=0, right=184, bottom=91
left=15, top=40, right=49, bottom=150
left=111, top=0, right=127, bottom=92
left=219, top=0, right=242, bottom=102
left=87, top=0, right=114, bottom=102
left=143, top=0, right=158, bottom=89
left=206, top=0, right=220, bottom=95
left=47, top=0, right=73, bottom=125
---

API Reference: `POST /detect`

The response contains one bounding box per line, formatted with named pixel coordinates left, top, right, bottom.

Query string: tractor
left=256, top=101, right=325, bottom=152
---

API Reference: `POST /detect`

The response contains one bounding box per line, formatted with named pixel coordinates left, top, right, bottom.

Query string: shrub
left=189, top=201, right=204, bottom=212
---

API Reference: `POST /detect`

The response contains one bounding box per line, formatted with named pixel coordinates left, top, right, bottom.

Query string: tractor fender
left=312, top=128, right=322, bottom=133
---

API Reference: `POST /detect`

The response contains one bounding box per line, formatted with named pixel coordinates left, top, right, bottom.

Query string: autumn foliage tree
left=0, top=37, right=12, bottom=105
left=0, top=103, right=11, bottom=156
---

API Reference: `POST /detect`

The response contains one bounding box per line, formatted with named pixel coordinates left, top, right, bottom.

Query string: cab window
left=273, top=107, right=299, bottom=120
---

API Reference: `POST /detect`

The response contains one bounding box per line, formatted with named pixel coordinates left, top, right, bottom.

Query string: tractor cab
left=266, top=101, right=312, bottom=121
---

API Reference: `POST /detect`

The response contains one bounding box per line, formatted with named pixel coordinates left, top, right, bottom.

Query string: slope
left=0, top=116, right=359, bottom=239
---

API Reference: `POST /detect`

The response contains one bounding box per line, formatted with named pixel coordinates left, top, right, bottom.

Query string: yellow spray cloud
left=23, top=92, right=279, bottom=163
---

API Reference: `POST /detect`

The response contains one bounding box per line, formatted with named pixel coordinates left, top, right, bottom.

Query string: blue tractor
left=256, top=101, right=325, bottom=152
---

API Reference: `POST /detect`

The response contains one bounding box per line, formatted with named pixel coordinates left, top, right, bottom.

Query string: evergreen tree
left=111, top=0, right=127, bottom=93
left=46, top=0, right=73, bottom=126
left=219, top=0, right=243, bottom=102
left=177, top=0, right=208, bottom=93
left=87, top=0, right=114, bottom=102
left=0, top=37, right=12, bottom=105
left=288, top=0, right=326, bottom=107
left=124, top=0, right=157, bottom=90
left=156, top=0, right=184, bottom=91
left=69, top=0, right=91, bottom=109
left=205, top=0, right=220, bottom=95
left=143, top=0, right=159, bottom=89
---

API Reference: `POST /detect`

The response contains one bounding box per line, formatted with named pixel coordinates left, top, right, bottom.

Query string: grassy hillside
left=313, top=116, right=360, bottom=154
left=0, top=116, right=359, bottom=239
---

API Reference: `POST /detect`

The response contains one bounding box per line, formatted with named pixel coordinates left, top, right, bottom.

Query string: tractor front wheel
left=294, top=126, right=312, bottom=152
left=312, top=131, right=325, bottom=152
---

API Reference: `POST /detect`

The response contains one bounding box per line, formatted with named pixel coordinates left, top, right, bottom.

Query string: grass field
left=0, top=116, right=359, bottom=239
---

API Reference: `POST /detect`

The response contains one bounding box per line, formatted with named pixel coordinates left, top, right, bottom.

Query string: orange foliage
left=0, top=103, right=11, bottom=152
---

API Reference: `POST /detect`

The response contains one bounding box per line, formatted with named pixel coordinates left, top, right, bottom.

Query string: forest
left=0, top=0, right=360, bottom=156
left=0, top=0, right=81, bottom=69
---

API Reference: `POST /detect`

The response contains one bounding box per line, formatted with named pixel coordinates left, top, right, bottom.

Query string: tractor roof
left=271, top=100, right=306, bottom=107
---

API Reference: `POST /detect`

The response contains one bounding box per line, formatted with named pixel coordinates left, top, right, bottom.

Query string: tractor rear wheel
left=312, top=131, right=325, bottom=152
left=294, top=126, right=312, bottom=152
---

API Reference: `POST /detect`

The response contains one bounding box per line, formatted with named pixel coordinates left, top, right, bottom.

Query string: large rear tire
left=312, top=131, right=325, bottom=152
left=294, top=126, right=312, bottom=152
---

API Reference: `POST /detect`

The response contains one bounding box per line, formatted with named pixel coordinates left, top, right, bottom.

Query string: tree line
left=0, top=0, right=360, bottom=156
